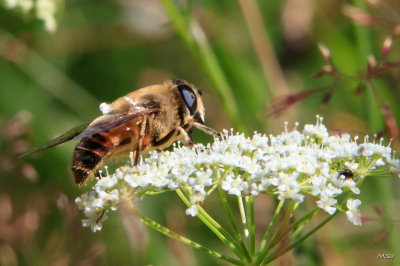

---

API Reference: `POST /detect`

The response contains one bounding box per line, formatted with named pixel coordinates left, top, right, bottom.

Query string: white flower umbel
left=76, top=116, right=399, bottom=232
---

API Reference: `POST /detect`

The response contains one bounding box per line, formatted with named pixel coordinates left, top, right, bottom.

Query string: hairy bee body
left=23, top=79, right=219, bottom=185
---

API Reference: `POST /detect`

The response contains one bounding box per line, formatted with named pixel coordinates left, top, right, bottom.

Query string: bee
left=21, top=79, right=220, bottom=185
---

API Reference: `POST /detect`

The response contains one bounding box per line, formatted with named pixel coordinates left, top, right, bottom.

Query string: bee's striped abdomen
left=71, top=132, right=113, bottom=184
left=70, top=117, right=144, bottom=185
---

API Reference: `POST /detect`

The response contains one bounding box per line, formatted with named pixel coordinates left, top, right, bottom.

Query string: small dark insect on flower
left=339, top=169, right=354, bottom=179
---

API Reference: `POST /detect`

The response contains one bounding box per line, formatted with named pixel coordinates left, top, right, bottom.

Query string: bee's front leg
left=177, top=127, right=194, bottom=147
left=192, top=122, right=221, bottom=138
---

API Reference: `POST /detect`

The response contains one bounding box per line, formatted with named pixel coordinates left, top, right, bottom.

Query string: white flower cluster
left=75, top=117, right=399, bottom=232
left=2, top=0, right=58, bottom=32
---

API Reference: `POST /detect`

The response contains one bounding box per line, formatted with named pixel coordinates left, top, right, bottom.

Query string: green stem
left=289, top=208, right=319, bottom=242
left=176, top=189, right=247, bottom=261
left=139, top=213, right=244, bottom=265
left=204, top=183, right=218, bottom=199
left=270, top=201, right=295, bottom=247
left=159, top=0, right=194, bottom=48
left=237, top=197, right=247, bottom=242
left=245, top=196, right=255, bottom=256
left=257, top=200, right=295, bottom=264
left=263, top=192, right=354, bottom=264
left=218, top=187, right=251, bottom=262
left=290, top=207, right=319, bottom=232
left=255, top=200, right=285, bottom=264
left=263, top=211, right=338, bottom=264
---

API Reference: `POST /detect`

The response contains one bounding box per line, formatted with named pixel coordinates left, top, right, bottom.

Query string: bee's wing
left=20, top=107, right=160, bottom=158
left=74, top=107, right=160, bottom=139
left=20, top=123, right=90, bottom=158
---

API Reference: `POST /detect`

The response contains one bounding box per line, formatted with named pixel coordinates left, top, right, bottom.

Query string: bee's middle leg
left=132, top=116, right=147, bottom=166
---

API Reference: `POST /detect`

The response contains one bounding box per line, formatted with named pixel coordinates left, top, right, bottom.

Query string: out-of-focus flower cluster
left=1, top=0, right=59, bottom=32
left=76, top=117, right=400, bottom=232
left=1, top=111, right=37, bottom=182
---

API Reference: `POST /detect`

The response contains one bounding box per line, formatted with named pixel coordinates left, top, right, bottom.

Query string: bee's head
left=170, top=79, right=205, bottom=124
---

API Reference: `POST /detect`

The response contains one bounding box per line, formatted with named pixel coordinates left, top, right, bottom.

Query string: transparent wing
left=75, top=107, right=159, bottom=139
left=20, top=123, right=90, bottom=158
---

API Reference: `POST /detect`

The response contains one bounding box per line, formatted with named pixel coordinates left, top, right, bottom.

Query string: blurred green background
left=0, top=0, right=399, bottom=265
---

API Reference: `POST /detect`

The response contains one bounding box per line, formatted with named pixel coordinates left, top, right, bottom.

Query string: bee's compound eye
left=177, top=85, right=197, bottom=114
